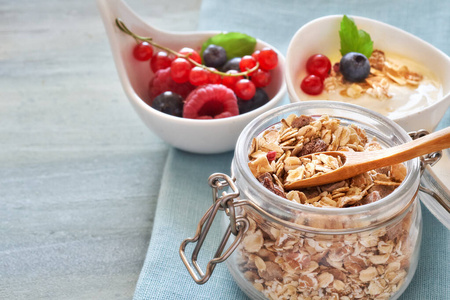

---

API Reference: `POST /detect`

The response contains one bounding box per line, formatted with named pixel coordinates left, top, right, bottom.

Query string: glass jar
left=181, top=101, right=426, bottom=300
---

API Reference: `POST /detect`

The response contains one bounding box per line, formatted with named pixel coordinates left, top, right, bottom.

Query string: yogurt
left=296, top=51, right=443, bottom=119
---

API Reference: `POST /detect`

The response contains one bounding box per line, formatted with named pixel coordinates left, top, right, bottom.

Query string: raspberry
left=183, top=84, right=239, bottom=119
left=148, top=67, right=195, bottom=103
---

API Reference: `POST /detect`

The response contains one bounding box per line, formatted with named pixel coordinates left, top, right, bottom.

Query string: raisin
left=361, top=191, right=381, bottom=205
left=298, top=138, right=328, bottom=156
left=301, top=188, right=320, bottom=198
left=369, top=184, right=395, bottom=198
left=257, top=172, right=272, bottom=183
left=291, top=115, right=314, bottom=128
left=319, top=181, right=346, bottom=193
left=375, top=166, right=390, bottom=175
left=257, top=172, right=286, bottom=198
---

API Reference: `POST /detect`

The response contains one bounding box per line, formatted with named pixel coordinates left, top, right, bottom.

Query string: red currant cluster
left=300, top=54, right=332, bottom=95
left=133, top=41, right=277, bottom=101
left=117, top=18, right=279, bottom=119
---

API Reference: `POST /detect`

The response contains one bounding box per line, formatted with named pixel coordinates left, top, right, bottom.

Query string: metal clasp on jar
left=179, top=173, right=248, bottom=284
left=409, top=130, right=450, bottom=213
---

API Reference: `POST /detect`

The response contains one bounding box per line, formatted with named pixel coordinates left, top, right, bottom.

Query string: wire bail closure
left=409, top=130, right=449, bottom=213
left=179, top=173, right=249, bottom=284
left=409, top=130, right=443, bottom=169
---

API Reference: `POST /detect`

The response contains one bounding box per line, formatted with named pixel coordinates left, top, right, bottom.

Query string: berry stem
left=115, top=18, right=259, bottom=77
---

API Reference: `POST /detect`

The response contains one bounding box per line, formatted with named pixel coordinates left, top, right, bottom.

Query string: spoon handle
left=349, top=126, right=450, bottom=171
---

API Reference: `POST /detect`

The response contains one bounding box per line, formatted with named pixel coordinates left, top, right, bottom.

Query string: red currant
left=300, top=74, right=323, bottom=95
left=133, top=41, right=154, bottom=61
left=189, top=66, right=209, bottom=86
left=222, top=70, right=243, bottom=90
left=234, top=79, right=256, bottom=100
left=150, top=51, right=174, bottom=73
left=239, top=55, right=257, bottom=75
left=207, top=68, right=222, bottom=84
left=251, top=50, right=260, bottom=61
left=171, top=58, right=192, bottom=83
left=306, top=54, right=331, bottom=79
left=251, top=69, right=271, bottom=87
left=258, top=48, right=278, bottom=70
left=178, top=47, right=202, bottom=66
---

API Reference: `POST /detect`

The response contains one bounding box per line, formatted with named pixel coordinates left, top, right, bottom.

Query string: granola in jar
left=179, top=103, right=423, bottom=300
left=234, top=113, right=420, bottom=299
left=248, top=113, right=406, bottom=208
left=236, top=205, right=417, bottom=300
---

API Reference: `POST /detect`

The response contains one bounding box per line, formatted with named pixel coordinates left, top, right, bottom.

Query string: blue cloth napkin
left=134, top=1, right=449, bottom=299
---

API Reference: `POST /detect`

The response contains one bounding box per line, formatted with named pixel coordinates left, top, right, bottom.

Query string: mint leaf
left=339, top=15, right=373, bottom=58
left=201, top=32, right=257, bottom=60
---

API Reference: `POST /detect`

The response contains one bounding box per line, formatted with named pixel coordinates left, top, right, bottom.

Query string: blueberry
left=203, top=44, right=228, bottom=68
left=220, top=57, right=241, bottom=72
left=339, top=52, right=370, bottom=82
left=237, top=88, right=269, bottom=114
left=151, top=91, right=184, bottom=117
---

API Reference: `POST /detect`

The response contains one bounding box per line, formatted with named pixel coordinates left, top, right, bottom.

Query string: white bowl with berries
left=285, top=15, right=450, bottom=132
left=98, top=0, right=286, bottom=154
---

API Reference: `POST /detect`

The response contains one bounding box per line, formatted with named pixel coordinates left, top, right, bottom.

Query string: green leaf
left=200, top=32, right=257, bottom=61
left=339, top=15, right=373, bottom=58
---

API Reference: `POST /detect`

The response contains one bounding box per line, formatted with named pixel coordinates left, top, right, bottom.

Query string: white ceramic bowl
left=285, top=15, right=450, bottom=132
left=97, top=0, right=286, bottom=154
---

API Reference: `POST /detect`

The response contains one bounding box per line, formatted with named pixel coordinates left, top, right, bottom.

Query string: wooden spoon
left=284, top=127, right=450, bottom=190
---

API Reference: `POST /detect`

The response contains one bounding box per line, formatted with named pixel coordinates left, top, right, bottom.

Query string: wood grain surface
left=0, top=0, right=201, bottom=299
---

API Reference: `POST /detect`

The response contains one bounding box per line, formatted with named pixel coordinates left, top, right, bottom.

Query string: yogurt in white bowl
left=286, top=15, right=450, bottom=132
